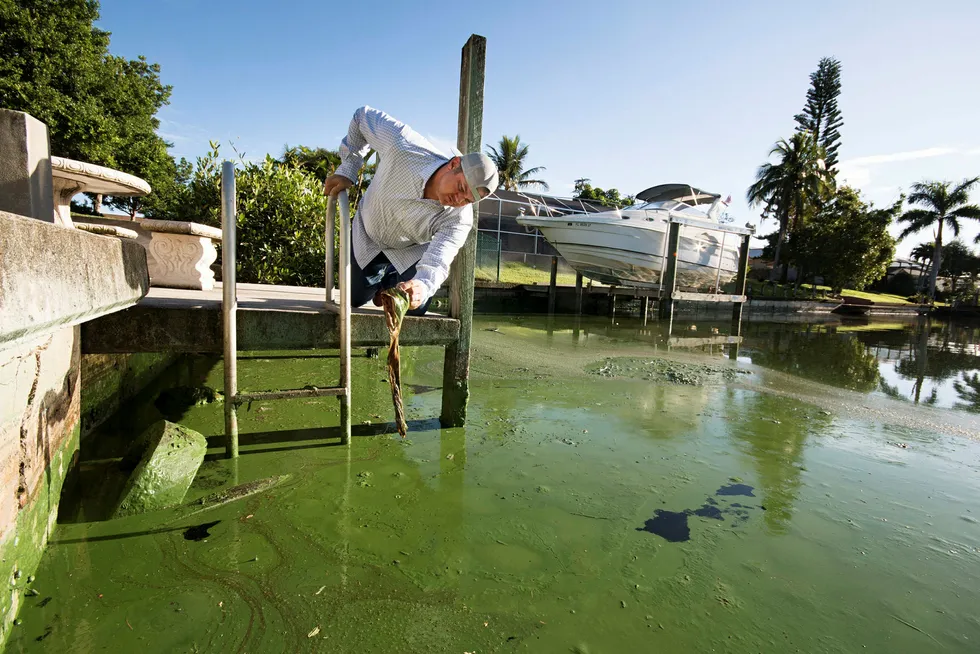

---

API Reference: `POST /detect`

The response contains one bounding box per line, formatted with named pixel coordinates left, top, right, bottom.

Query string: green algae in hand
left=381, top=287, right=410, bottom=438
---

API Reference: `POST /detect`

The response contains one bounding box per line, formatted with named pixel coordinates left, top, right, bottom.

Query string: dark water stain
left=183, top=521, right=220, bottom=542
left=37, top=597, right=52, bottom=608
left=637, top=510, right=692, bottom=542
left=640, top=483, right=765, bottom=541
left=716, top=484, right=756, bottom=497
left=35, top=626, right=53, bottom=642
left=694, top=504, right=724, bottom=520
left=407, top=384, right=441, bottom=395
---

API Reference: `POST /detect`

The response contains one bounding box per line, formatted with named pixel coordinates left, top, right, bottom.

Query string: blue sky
left=97, top=0, right=980, bottom=255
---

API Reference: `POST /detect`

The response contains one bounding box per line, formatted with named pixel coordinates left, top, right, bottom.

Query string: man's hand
left=323, top=174, right=354, bottom=197
left=397, top=280, right=427, bottom=310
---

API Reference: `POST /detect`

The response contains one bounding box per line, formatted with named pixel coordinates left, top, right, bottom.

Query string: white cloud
left=157, top=131, right=188, bottom=143
left=842, top=147, right=957, bottom=167
left=967, top=147, right=980, bottom=156
left=837, top=147, right=957, bottom=188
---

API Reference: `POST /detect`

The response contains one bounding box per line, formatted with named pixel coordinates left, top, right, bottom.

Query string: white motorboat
left=516, top=183, right=742, bottom=289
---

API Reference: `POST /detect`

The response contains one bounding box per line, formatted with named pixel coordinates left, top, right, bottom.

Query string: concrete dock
left=82, top=283, right=460, bottom=354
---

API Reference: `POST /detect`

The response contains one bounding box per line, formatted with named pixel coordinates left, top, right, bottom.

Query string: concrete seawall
left=0, top=109, right=150, bottom=649
left=461, top=284, right=924, bottom=318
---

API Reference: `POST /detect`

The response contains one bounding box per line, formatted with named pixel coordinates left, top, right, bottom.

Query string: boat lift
left=220, top=161, right=352, bottom=458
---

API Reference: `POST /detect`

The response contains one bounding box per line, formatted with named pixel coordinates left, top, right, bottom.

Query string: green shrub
left=158, top=144, right=331, bottom=286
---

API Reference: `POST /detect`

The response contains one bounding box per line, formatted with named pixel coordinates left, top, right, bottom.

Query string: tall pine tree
left=794, top=57, right=843, bottom=175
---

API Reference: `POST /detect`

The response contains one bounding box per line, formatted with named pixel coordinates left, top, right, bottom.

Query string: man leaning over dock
left=322, top=106, right=499, bottom=315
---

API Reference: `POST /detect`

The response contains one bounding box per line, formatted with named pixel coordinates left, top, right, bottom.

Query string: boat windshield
left=630, top=199, right=710, bottom=217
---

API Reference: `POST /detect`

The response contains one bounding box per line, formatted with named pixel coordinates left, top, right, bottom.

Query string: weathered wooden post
left=729, top=233, right=751, bottom=360
left=731, top=233, right=750, bottom=327
left=641, top=295, right=650, bottom=326
left=441, top=34, right=486, bottom=428
left=575, top=272, right=584, bottom=315
left=548, top=255, right=558, bottom=314
left=658, top=220, right=681, bottom=320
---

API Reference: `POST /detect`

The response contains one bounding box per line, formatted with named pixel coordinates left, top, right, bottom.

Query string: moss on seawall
left=0, top=426, right=78, bottom=651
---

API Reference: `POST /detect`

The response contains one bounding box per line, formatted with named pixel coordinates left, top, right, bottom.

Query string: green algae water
left=9, top=316, right=980, bottom=652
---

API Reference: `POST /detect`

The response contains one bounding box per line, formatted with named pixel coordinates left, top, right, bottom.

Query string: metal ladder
left=220, top=161, right=352, bottom=458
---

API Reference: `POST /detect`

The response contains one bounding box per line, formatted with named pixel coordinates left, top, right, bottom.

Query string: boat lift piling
left=547, top=255, right=558, bottom=314
left=652, top=215, right=753, bottom=355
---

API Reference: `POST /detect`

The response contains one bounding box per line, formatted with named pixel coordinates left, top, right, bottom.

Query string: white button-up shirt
left=335, top=106, right=473, bottom=301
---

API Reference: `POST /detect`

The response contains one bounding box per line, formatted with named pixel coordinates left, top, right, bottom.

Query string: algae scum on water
left=588, top=356, right=751, bottom=385
left=11, top=315, right=980, bottom=652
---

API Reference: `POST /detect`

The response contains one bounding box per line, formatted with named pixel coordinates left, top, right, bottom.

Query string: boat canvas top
left=635, top=184, right=720, bottom=206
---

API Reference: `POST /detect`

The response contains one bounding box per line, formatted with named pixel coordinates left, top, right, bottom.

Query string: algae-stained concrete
left=0, top=328, right=81, bottom=650
left=82, top=301, right=461, bottom=353
left=80, top=353, right=177, bottom=435
left=114, top=420, right=207, bottom=518
left=0, top=211, right=149, bottom=351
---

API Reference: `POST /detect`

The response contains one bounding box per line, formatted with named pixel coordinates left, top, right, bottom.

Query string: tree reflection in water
left=743, top=320, right=980, bottom=411
left=745, top=325, right=881, bottom=392
left=954, top=372, right=980, bottom=413
left=723, top=389, right=831, bottom=535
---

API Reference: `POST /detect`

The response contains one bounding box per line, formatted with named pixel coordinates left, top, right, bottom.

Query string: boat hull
left=525, top=215, right=740, bottom=289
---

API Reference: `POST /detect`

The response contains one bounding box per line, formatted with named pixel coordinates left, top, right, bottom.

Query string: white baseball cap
left=459, top=152, right=499, bottom=203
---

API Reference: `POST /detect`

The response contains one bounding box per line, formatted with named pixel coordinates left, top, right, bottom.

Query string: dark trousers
left=351, top=250, right=433, bottom=316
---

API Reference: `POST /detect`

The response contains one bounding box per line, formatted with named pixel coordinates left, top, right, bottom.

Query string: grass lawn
left=478, top=263, right=923, bottom=305
left=476, top=262, right=580, bottom=287
left=745, top=280, right=920, bottom=305
left=839, top=289, right=917, bottom=305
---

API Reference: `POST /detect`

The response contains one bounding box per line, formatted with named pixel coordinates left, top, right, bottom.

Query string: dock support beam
left=575, top=273, right=583, bottom=315
left=658, top=220, right=681, bottom=321
left=641, top=296, right=650, bottom=326
left=441, top=34, right=486, bottom=428
left=548, top=255, right=558, bottom=315
left=729, top=233, right=751, bottom=360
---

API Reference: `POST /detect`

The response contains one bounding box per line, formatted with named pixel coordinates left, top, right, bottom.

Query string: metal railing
left=221, top=162, right=352, bottom=457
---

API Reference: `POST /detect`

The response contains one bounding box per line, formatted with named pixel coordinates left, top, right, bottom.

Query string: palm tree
left=897, top=178, right=980, bottom=301
left=485, top=135, right=549, bottom=191
left=909, top=241, right=935, bottom=293
left=910, top=242, right=934, bottom=264
left=746, top=132, right=832, bottom=281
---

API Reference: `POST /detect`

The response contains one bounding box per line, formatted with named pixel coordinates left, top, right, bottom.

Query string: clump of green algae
left=380, top=287, right=410, bottom=437
left=588, top=356, right=750, bottom=385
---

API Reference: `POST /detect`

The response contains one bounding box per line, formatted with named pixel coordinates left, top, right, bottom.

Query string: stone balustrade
left=71, top=216, right=222, bottom=291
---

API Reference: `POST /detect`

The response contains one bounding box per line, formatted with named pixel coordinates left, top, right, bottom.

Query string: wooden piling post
left=658, top=220, right=681, bottom=320
left=441, top=34, right=486, bottom=428
left=575, top=272, right=583, bottom=315
left=731, top=232, right=750, bottom=327
left=641, top=295, right=650, bottom=325
left=729, top=233, right=751, bottom=360
left=548, top=255, right=558, bottom=315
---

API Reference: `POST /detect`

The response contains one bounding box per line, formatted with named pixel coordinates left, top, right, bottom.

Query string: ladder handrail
left=222, top=163, right=352, bottom=457
left=221, top=161, right=239, bottom=458
left=334, top=190, right=352, bottom=445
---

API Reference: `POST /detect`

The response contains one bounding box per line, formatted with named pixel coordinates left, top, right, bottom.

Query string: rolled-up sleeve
left=411, top=206, right=474, bottom=301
